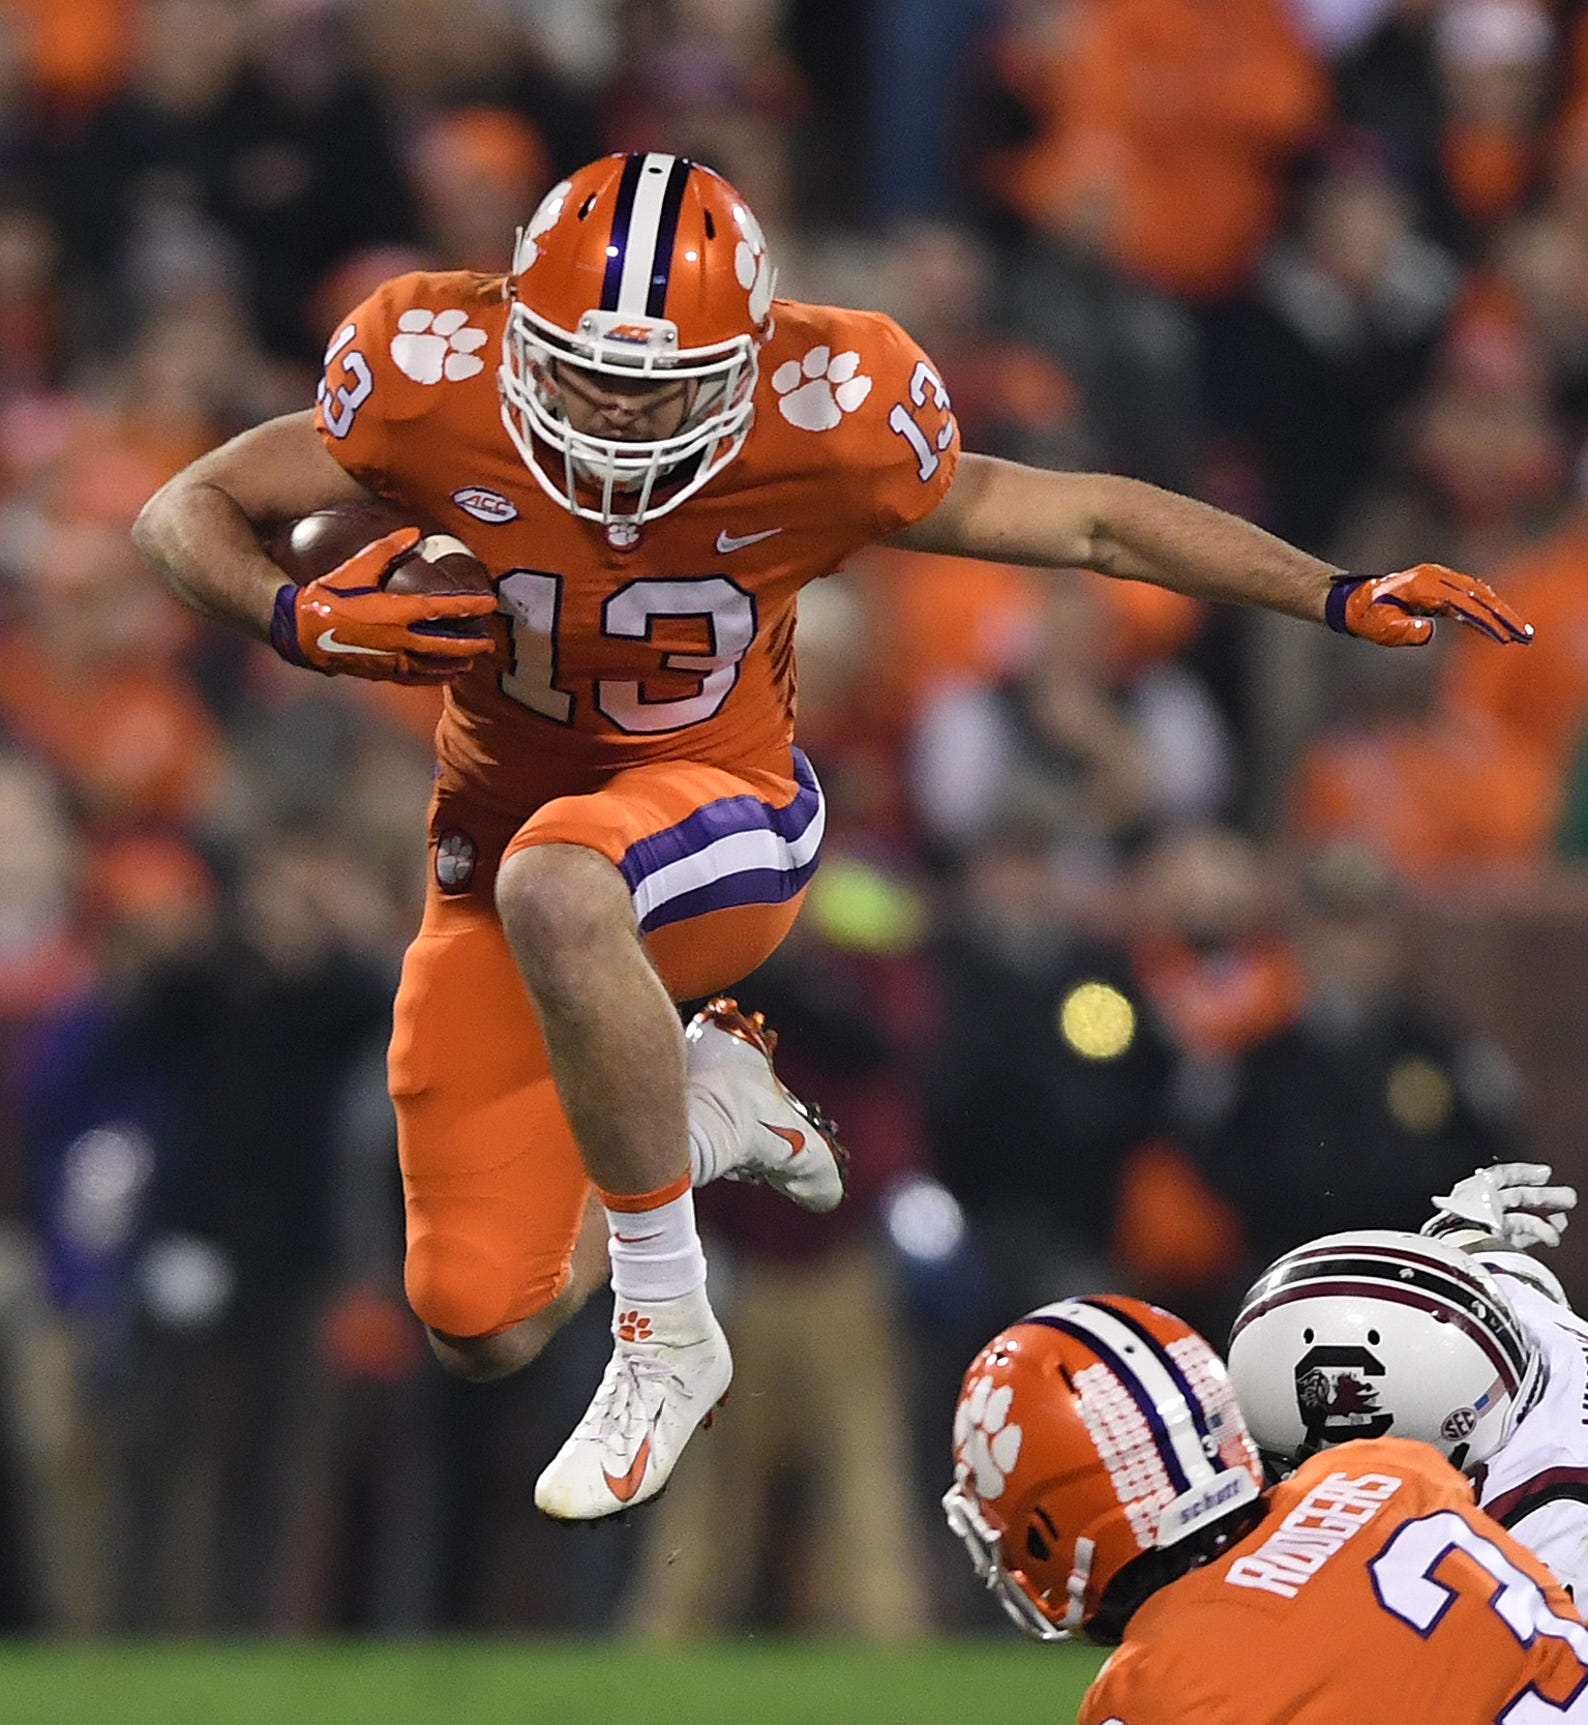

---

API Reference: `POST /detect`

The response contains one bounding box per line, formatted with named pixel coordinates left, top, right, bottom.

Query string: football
left=269, top=499, right=495, bottom=638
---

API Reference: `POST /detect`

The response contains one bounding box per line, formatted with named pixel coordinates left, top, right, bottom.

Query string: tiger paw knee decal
left=434, top=829, right=478, bottom=893
left=772, top=345, right=873, bottom=431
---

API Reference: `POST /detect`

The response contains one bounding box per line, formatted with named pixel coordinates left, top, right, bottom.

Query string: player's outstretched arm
left=133, top=411, right=496, bottom=683
left=889, top=453, right=1534, bottom=648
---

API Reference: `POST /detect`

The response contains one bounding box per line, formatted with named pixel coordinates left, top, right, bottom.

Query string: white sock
left=604, top=1188, right=708, bottom=1308
left=686, top=1070, right=740, bottom=1187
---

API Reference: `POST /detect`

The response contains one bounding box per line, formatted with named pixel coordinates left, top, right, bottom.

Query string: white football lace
left=578, top=1350, right=691, bottom=1446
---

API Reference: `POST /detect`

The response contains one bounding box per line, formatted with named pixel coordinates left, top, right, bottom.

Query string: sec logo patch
left=435, top=829, right=478, bottom=893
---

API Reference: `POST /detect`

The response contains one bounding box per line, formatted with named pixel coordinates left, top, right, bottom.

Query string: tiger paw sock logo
left=615, top=1310, right=653, bottom=1343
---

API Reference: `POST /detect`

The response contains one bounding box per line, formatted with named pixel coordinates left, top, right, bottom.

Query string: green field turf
left=0, top=1638, right=1108, bottom=1725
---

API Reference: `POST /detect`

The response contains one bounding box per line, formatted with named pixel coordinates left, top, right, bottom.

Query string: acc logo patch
left=1294, top=1345, right=1394, bottom=1447
left=435, top=829, right=478, bottom=894
left=451, top=486, right=519, bottom=524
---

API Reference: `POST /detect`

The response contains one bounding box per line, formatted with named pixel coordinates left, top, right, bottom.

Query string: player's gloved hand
left=269, top=526, right=497, bottom=683
left=1326, top=565, right=1534, bottom=648
left=1422, top=1162, right=1578, bottom=1251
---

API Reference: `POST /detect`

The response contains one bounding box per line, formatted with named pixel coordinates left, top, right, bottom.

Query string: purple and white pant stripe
left=619, top=748, right=825, bottom=934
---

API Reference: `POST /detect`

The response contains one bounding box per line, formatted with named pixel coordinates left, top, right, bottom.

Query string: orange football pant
left=391, top=754, right=819, bottom=1339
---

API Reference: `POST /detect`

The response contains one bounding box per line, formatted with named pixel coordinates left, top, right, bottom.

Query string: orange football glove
left=1326, top=564, right=1534, bottom=648
left=269, top=526, right=498, bottom=683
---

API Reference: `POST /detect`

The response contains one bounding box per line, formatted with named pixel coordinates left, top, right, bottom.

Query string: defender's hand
left=1326, top=565, right=1534, bottom=648
left=269, top=526, right=497, bottom=683
left=1423, top=1162, right=1577, bottom=1251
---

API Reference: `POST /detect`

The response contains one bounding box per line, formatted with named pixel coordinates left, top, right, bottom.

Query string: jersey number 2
left=496, top=570, right=756, bottom=733
left=1371, top=1511, right=1588, bottom=1721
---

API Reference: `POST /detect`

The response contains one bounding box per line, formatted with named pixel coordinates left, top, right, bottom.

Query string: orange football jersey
left=313, top=270, right=960, bottom=814
left=1082, top=1436, right=1588, bottom=1725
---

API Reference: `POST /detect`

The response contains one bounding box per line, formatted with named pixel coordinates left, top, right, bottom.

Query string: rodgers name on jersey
left=1084, top=1438, right=1588, bottom=1725
left=314, top=270, right=960, bottom=810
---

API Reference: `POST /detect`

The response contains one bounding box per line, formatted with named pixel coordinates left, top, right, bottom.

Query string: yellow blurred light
left=1386, top=1057, right=1454, bottom=1133
left=1057, top=981, right=1136, bottom=1060
left=807, top=856, right=924, bottom=953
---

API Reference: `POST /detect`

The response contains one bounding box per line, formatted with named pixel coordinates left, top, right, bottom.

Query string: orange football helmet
left=943, top=1295, right=1263, bottom=1643
left=498, top=151, right=776, bottom=526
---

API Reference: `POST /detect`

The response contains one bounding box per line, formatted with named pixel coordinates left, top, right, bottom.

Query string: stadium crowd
left=2, top=0, right=1588, bottom=1638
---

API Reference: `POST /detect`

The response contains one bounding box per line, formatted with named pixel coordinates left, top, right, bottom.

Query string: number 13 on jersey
left=496, top=568, right=757, bottom=734
left=889, top=360, right=953, bottom=483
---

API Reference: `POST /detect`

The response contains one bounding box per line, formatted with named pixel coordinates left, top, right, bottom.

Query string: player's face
left=550, top=362, right=697, bottom=442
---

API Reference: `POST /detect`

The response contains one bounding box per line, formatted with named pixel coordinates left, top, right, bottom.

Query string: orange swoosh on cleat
left=762, top=1123, right=805, bottom=1156
left=602, top=1434, right=652, bottom=1504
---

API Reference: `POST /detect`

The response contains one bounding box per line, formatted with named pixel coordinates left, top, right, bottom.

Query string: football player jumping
left=944, top=1293, right=1588, bottom=1723
left=1230, top=1162, right=1588, bottom=1597
left=133, top=152, right=1534, bottom=1523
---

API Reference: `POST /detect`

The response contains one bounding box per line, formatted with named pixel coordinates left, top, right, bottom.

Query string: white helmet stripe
left=616, top=153, right=681, bottom=316
left=1233, top=1247, right=1531, bottom=1388
left=1024, top=1301, right=1218, bottom=1492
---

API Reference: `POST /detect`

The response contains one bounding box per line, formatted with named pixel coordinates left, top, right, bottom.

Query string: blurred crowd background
left=3, top=0, right=1588, bottom=1642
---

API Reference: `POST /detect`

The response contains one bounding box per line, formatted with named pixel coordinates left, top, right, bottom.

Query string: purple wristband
left=269, top=582, right=308, bottom=665
left=1325, top=572, right=1371, bottom=635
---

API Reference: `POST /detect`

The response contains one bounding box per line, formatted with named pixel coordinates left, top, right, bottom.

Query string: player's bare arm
left=890, top=451, right=1534, bottom=648
left=134, top=410, right=496, bottom=683
left=133, top=409, right=373, bottom=639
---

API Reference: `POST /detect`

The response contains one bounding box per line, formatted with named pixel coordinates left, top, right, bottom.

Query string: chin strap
left=1063, top=1537, right=1095, bottom=1634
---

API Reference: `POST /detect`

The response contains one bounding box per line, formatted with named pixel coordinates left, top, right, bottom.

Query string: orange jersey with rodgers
left=1082, top=1437, right=1588, bottom=1725
left=313, top=270, right=959, bottom=814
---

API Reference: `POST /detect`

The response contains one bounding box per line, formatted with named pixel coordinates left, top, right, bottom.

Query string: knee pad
left=404, top=1234, right=560, bottom=1340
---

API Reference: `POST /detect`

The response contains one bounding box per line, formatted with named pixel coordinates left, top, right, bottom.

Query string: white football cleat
left=534, top=1288, right=732, bottom=1522
left=685, top=996, right=849, bottom=1213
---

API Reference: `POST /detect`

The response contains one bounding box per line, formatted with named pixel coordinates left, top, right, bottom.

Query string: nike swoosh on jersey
left=715, top=527, right=783, bottom=554
left=761, top=1123, right=805, bottom=1156
left=316, top=629, right=388, bottom=657
left=602, top=1433, right=652, bottom=1504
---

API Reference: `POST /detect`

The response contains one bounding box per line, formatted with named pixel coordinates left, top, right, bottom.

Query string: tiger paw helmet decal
left=954, top=1370, right=1024, bottom=1499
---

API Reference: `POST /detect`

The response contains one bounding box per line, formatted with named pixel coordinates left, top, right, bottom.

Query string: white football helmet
left=1227, top=1228, right=1542, bottom=1473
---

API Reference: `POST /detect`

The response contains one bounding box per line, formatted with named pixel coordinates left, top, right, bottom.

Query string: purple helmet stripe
left=1094, top=1295, right=1220, bottom=1455
left=1020, top=1310, right=1195, bottom=1494
left=646, top=157, right=693, bottom=317
left=600, top=153, right=646, bottom=311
